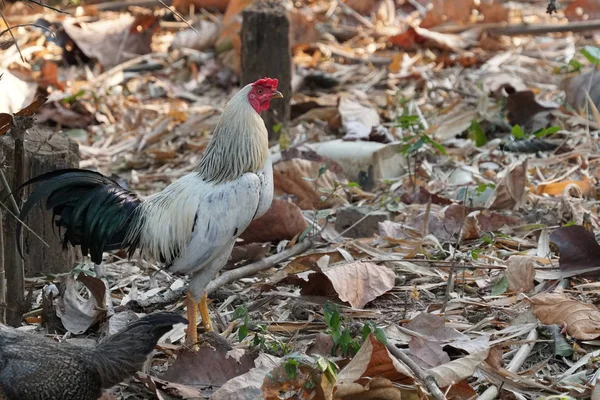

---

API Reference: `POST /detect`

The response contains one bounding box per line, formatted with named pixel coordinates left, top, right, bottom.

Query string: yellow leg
left=198, top=292, right=214, bottom=332
left=185, top=292, right=198, bottom=346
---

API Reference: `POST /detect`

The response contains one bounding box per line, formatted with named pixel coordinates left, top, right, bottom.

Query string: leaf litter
left=4, top=0, right=600, bottom=398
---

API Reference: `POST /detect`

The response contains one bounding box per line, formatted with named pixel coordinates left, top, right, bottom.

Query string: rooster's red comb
left=252, top=77, right=278, bottom=90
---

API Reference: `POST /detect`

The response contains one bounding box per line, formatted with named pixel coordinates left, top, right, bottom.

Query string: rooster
left=16, top=78, right=281, bottom=345
left=0, top=312, right=186, bottom=400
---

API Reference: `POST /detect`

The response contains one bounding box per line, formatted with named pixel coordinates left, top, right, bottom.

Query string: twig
left=386, top=342, right=446, bottom=400
left=206, top=240, right=313, bottom=294
left=0, top=168, right=19, bottom=214
left=476, top=327, right=538, bottom=400
left=25, top=0, right=69, bottom=14
left=155, top=0, right=201, bottom=38
left=0, top=10, right=23, bottom=63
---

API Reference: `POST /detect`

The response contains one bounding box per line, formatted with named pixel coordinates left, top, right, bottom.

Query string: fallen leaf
left=530, top=293, right=600, bottom=340
left=427, top=350, right=489, bottom=387
left=56, top=272, right=106, bottom=335
left=486, top=160, right=527, bottom=210
left=409, top=337, right=451, bottom=369
left=337, top=334, right=414, bottom=385
left=162, top=342, right=255, bottom=387
left=505, top=255, right=535, bottom=292
left=335, top=377, right=403, bottom=400
left=212, top=354, right=281, bottom=400
left=477, top=1, right=509, bottom=23
left=537, top=179, right=594, bottom=197
left=563, top=69, right=600, bottom=112
left=273, top=158, right=347, bottom=210
left=390, top=26, right=471, bottom=52
left=36, top=101, right=95, bottom=128
left=565, top=0, right=600, bottom=21
left=420, top=0, right=474, bottom=28
left=62, top=14, right=158, bottom=67
left=322, top=262, right=396, bottom=309
left=405, top=314, right=467, bottom=342
left=550, top=225, right=600, bottom=274
left=241, top=199, right=308, bottom=243
left=505, top=89, right=557, bottom=133
left=339, top=96, right=380, bottom=140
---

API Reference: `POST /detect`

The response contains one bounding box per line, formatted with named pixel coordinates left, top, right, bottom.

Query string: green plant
left=323, top=302, right=387, bottom=357
left=233, top=305, right=291, bottom=356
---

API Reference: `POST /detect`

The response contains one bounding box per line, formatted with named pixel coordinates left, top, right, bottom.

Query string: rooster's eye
left=257, top=89, right=263, bottom=94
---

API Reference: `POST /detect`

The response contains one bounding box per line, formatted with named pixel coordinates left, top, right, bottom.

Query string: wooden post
left=0, top=126, right=80, bottom=279
left=241, top=0, right=291, bottom=143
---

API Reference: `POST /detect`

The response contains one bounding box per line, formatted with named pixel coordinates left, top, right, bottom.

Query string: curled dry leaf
left=322, top=262, right=396, bottom=309
left=240, top=199, right=308, bottom=243
left=505, top=255, right=535, bottom=292
left=486, top=160, right=527, bottom=210
left=212, top=354, right=281, bottom=400
left=537, top=179, right=594, bottom=197
left=549, top=225, right=600, bottom=274
left=563, top=69, right=600, bottom=112
left=274, top=158, right=347, bottom=210
left=530, top=293, right=600, bottom=340
left=337, top=334, right=414, bottom=385
left=427, top=349, right=489, bottom=388
left=335, top=377, right=402, bottom=400
left=56, top=272, right=106, bottom=335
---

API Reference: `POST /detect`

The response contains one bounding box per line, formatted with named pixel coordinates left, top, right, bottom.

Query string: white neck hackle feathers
left=195, top=83, right=269, bottom=184
left=124, top=83, right=270, bottom=264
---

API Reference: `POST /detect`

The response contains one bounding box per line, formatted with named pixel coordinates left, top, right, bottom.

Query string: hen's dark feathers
left=0, top=312, right=187, bottom=400
left=16, top=168, right=143, bottom=264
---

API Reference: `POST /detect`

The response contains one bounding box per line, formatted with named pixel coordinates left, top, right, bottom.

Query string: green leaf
left=298, top=224, right=313, bottom=242
left=568, top=58, right=583, bottom=72
left=362, top=324, right=372, bottom=341
left=492, top=275, right=509, bottom=296
left=533, top=126, right=561, bottom=138
left=318, top=163, right=330, bottom=178
left=511, top=125, right=525, bottom=139
left=272, top=123, right=282, bottom=133
left=339, top=329, right=352, bottom=355
left=316, top=356, right=329, bottom=373
left=470, top=249, right=480, bottom=261
left=564, top=220, right=576, bottom=227
left=238, top=324, right=248, bottom=341
left=430, top=140, right=447, bottom=155
left=346, top=181, right=360, bottom=188
left=232, top=305, right=248, bottom=320
left=476, top=183, right=495, bottom=194
left=284, top=359, right=299, bottom=380
left=61, top=89, right=86, bottom=104
left=373, top=328, right=388, bottom=345
left=468, top=119, right=487, bottom=147
left=581, top=45, right=600, bottom=65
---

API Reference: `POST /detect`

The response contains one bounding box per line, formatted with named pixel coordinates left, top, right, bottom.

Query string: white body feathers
left=126, top=83, right=274, bottom=300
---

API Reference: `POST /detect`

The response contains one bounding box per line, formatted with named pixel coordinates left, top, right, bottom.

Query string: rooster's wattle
left=17, top=78, right=281, bottom=345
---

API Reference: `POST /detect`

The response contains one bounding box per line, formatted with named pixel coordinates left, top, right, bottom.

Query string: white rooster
left=17, top=78, right=281, bottom=344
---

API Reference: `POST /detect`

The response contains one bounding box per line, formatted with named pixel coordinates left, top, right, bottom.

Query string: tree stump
left=241, top=0, right=291, bottom=142
left=0, top=126, right=80, bottom=278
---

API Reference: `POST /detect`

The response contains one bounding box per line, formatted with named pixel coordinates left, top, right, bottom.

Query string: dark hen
left=0, top=313, right=186, bottom=400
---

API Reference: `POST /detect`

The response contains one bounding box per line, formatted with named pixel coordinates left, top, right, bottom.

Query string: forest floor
left=2, top=0, right=600, bottom=399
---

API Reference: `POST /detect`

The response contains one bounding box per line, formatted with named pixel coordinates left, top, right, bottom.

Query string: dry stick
left=476, top=327, right=538, bottom=400
left=0, top=9, right=23, bottom=63
left=386, top=343, right=446, bottom=400
left=206, top=240, right=313, bottom=295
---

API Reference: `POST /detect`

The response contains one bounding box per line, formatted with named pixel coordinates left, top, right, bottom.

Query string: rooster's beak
left=272, top=90, right=284, bottom=99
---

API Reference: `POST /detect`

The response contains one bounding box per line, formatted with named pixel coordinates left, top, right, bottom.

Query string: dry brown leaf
left=62, top=14, right=158, bottom=67
left=420, top=0, right=474, bottom=28
left=241, top=199, right=308, bottom=243
left=486, top=160, right=527, bottom=210
left=505, top=255, right=535, bottom=292
left=335, top=377, right=402, bottom=400
left=563, top=70, right=600, bottom=112
left=427, top=350, right=489, bottom=387
left=56, top=272, right=106, bottom=335
left=212, top=354, right=280, bottom=400
left=565, top=0, right=600, bottom=21
left=162, top=343, right=255, bottom=387
left=337, top=335, right=414, bottom=385
left=409, top=337, right=450, bottom=369
left=405, top=313, right=467, bottom=342
left=322, top=262, right=396, bottom=309
left=477, top=1, right=509, bottom=23
left=530, top=293, right=600, bottom=340
left=274, top=158, right=347, bottom=210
